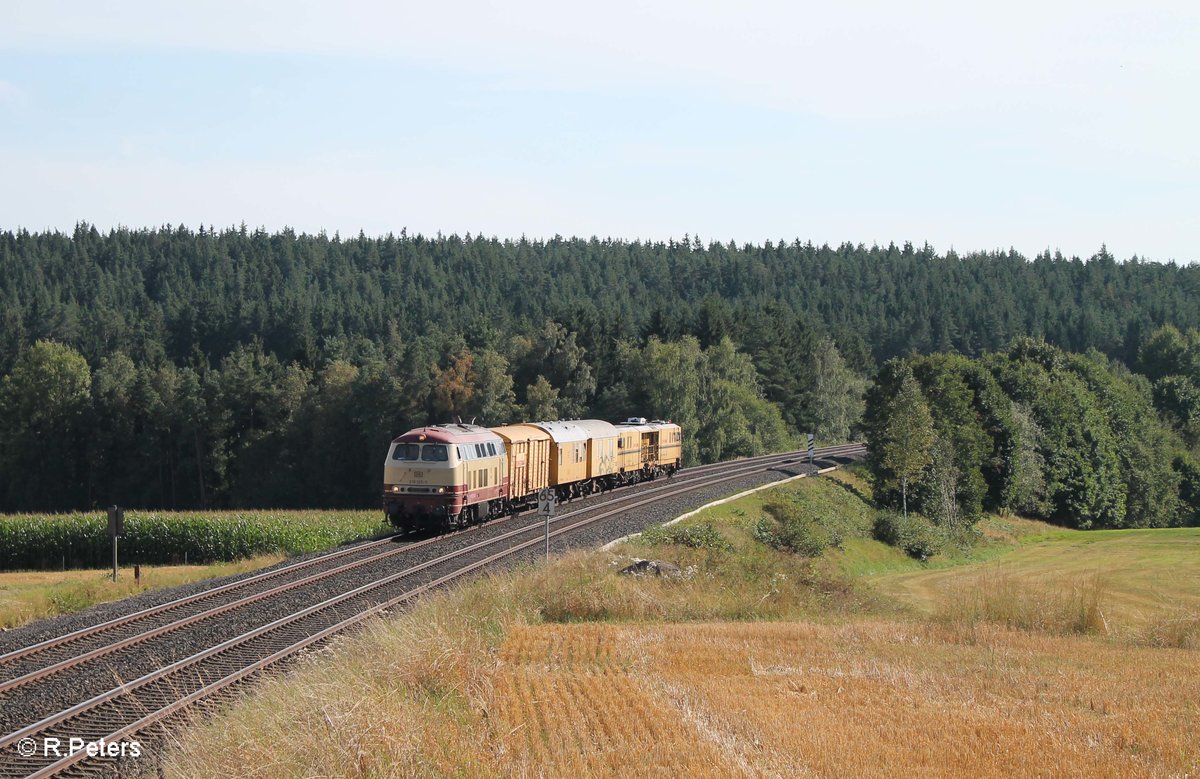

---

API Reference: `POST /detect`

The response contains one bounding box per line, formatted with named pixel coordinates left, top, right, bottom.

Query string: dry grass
left=488, top=624, right=731, bottom=776
left=163, top=547, right=1200, bottom=778
left=160, top=474, right=1200, bottom=777
left=0, top=556, right=284, bottom=629
left=874, top=528, right=1200, bottom=647
left=622, top=620, right=1200, bottom=777
left=939, top=570, right=1112, bottom=636
left=163, top=578, right=515, bottom=778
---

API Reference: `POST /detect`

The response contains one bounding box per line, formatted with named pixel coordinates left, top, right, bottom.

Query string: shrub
left=873, top=511, right=944, bottom=560
left=640, top=521, right=733, bottom=552
left=754, top=501, right=839, bottom=557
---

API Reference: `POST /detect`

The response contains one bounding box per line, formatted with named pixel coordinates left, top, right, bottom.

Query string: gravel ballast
left=0, top=450, right=861, bottom=744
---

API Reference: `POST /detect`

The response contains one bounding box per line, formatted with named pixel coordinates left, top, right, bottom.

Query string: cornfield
left=0, top=510, right=389, bottom=569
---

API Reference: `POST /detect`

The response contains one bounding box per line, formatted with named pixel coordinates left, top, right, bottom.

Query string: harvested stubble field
left=490, top=620, right=1199, bottom=777
left=163, top=472, right=1200, bottom=778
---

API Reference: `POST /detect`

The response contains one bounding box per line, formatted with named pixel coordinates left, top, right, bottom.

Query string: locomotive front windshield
left=392, top=443, right=421, bottom=461
left=391, top=443, right=450, bottom=462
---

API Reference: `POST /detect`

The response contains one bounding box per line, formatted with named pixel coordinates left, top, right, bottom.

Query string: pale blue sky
left=1, top=1, right=1196, bottom=262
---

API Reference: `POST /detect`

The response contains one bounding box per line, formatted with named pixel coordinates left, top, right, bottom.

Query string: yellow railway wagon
left=615, top=419, right=652, bottom=475
left=490, top=423, right=552, bottom=501
left=534, top=420, right=589, bottom=488
left=652, top=421, right=683, bottom=469
left=573, top=419, right=619, bottom=480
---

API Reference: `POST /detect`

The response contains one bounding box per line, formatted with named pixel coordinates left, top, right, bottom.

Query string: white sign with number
left=538, top=488, right=555, bottom=516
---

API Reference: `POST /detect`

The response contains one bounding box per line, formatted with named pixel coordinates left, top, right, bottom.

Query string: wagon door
left=641, top=431, right=658, bottom=465
left=512, top=439, right=529, bottom=496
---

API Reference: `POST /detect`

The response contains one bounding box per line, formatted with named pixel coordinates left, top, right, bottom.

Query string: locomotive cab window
left=392, top=443, right=421, bottom=461
left=421, top=444, right=448, bottom=462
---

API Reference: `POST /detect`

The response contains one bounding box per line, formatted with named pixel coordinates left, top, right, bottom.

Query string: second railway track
left=0, top=444, right=863, bottom=778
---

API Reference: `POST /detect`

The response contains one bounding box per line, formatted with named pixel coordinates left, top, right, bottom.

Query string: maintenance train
left=382, top=417, right=682, bottom=531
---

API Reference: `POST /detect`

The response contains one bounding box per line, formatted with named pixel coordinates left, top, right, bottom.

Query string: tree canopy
left=2, top=224, right=1199, bottom=513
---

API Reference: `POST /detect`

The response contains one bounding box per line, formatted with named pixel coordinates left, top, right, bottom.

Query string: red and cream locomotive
left=382, top=417, right=682, bottom=531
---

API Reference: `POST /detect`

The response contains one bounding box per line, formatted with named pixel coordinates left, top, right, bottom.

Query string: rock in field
left=619, top=558, right=682, bottom=578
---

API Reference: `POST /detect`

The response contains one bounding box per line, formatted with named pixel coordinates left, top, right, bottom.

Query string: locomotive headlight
left=391, top=485, right=401, bottom=493
left=438, top=487, right=446, bottom=494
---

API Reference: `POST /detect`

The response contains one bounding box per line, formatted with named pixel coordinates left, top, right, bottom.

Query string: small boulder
left=619, top=558, right=682, bottom=578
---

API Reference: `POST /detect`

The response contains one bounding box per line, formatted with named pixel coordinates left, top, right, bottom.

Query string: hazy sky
left=1, top=1, right=1196, bottom=262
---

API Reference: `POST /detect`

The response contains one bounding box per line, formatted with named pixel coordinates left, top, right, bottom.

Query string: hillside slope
left=162, top=471, right=1200, bottom=778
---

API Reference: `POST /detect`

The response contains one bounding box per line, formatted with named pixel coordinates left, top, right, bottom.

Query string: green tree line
left=865, top=337, right=1200, bottom=530
left=3, top=224, right=1200, bottom=513
left=0, top=329, right=863, bottom=512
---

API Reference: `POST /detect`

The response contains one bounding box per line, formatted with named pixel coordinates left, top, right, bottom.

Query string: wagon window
left=392, top=443, right=421, bottom=461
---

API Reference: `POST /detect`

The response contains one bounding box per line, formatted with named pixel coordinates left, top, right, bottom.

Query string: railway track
left=0, top=444, right=863, bottom=777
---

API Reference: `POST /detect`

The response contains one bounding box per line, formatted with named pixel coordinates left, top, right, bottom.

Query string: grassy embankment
left=0, top=557, right=285, bottom=630
left=163, top=468, right=1200, bottom=777
left=0, top=509, right=389, bottom=629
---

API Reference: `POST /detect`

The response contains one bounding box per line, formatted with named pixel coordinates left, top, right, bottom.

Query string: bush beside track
left=0, top=510, right=390, bottom=570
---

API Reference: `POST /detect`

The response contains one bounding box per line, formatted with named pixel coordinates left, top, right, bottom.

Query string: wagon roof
left=615, top=419, right=678, bottom=431
left=489, top=423, right=552, bottom=442
left=530, top=420, right=589, bottom=443
left=572, top=419, right=618, bottom=438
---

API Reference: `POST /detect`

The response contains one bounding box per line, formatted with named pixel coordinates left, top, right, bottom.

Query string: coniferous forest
left=2, top=223, right=1199, bottom=524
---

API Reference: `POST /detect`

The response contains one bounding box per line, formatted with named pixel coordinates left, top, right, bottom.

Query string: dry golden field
left=165, top=553, right=1200, bottom=778
left=489, top=620, right=1200, bottom=778
left=163, top=472, right=1200, bottom=778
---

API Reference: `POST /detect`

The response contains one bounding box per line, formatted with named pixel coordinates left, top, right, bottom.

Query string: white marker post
left=107, top=506, right=124, bottom=582
left=538, top=488, right=555, bottom=561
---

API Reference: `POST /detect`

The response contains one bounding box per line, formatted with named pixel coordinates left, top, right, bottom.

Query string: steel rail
left=5, top=444, right=862, bottom=777
left=0, top=441, right=825, bottom=667
left=0, top=445, right=858, bottom=691
left=0, top=444, right=864, bottom=777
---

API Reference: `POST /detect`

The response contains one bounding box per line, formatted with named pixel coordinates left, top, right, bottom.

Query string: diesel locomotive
left=382, top=417, right=682, bottom=531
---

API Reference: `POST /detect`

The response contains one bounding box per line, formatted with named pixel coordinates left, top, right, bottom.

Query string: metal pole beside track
left=107, top=505, right=123, bottom=582
left=538, top=488, right=554, bottom=561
